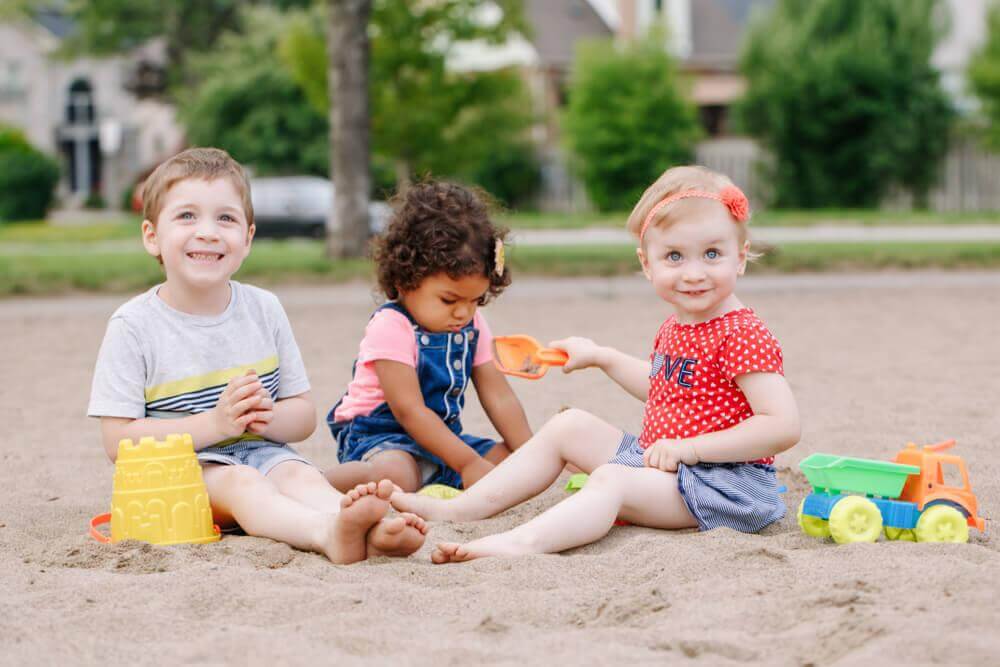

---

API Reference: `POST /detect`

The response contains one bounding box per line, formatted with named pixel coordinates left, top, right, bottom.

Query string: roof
left=33, top=7, right=75, bottom=39
left=689, top=0, right=774, bottom=70
left=524, top=0, right=614, bottom=68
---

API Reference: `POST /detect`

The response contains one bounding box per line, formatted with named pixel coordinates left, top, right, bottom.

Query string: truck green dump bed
left=799, top=454, right=920, bottom=498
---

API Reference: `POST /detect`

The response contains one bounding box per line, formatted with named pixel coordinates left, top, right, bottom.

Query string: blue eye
left=178, top=211, right=195, bottom=221
left=666, top=251, right=683, bottom=262
left=705, top=249, right=720, bottom=260
left=219, top=214, right=236, bottom=223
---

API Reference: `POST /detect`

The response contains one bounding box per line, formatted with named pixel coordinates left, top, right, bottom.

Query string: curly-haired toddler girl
left=324, top=182, right=532, bottom=493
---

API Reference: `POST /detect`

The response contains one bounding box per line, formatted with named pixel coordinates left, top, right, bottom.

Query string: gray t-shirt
left=88, top=281, right=310, bottom=445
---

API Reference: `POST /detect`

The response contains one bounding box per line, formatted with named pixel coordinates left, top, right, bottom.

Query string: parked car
left=251, top=176, right=391, bottom=239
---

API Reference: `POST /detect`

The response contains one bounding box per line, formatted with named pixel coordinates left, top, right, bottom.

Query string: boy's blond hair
left=626, top=165, right=750, bottom=245
left=142, top=147, right=254, bottom=227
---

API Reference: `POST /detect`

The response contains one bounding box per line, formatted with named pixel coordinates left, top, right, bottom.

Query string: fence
left=697, top=137, right=1000, bottom=213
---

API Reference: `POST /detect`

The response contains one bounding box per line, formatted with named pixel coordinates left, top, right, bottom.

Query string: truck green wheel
left=797, top=499, right=830, bottom=538
left=915, top=505, right=969, bottom=543
left=828, top=496, right=883, bottom=544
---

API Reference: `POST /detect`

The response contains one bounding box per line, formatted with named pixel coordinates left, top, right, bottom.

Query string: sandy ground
left=1, top=272, right=998, bottom=666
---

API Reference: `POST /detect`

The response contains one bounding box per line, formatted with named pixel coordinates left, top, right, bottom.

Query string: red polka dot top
left=638, top=308, right=783, bottom=465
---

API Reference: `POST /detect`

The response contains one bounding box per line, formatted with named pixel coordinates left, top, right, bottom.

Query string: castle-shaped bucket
left=89, top=433, right=220, bottom=545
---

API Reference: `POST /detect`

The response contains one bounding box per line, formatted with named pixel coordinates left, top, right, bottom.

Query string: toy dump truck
left=797, top=440, right=984, bottom=544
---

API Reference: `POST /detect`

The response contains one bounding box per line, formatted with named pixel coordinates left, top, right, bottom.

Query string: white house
left=0, top=10, right=183, bottom=208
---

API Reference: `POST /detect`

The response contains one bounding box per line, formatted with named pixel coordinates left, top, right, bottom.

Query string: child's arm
left=644, top=372, right=800, bottom=471
left=550, top=336, right=650, bottom=401
left=246, top=390, right=316, bottom=444
left=470, top=362, right=532, bottom=449
left=374, top=359, right=492, bottom=486
left=98, top=372, right=268, bottom=461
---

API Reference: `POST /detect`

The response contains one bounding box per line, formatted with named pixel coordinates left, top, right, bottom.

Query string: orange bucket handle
left=89, top=513, right=112, bottom=543
left=89, top=513, right=222, bottom=543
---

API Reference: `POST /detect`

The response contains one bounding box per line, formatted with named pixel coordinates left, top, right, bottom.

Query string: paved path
left=511, top=225, right=1000, bottom=246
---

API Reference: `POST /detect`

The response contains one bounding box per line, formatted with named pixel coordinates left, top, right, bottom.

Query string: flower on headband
left=720, top=186, right=750, bottom=222
left=494, top=238, right=505, bottom=276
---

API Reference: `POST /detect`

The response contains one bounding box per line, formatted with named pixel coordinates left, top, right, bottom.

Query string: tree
left=738, top=0, right=954, bottom=208
left=178, top=8, right=329, bottom=177
left=563, top=36, right=701, bottom=212
left=327, top=0, right=372, bottom=258
left=59, top=0, right=312, bottom=88
left=969, top=5, right=1000, bottom=148
left=280, top=0, right=535, bottom=194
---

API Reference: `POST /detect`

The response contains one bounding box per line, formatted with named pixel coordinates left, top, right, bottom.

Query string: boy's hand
left=246, top=387, right=275, bottom=436
left=211, top=371, right=266, bottom=439
left=643, top=439, right=699, bottom=472
left=460, top=457, right=495, bottom=488
left=549, top=337, right=605, bottom=374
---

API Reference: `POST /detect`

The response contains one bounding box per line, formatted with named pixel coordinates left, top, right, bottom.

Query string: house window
left=0, top=61, right=25, bottom=101
left=66, top=78, right=96, bottom=124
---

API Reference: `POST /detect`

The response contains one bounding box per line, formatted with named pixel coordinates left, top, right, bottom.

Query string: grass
left=501, top=208, right=1000, bottom=230
left=3, top=238, right=1000, bottom=297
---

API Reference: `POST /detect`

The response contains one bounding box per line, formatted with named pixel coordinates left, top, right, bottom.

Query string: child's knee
left=587, top=464, right=627, bottom=489
left=546, top=408, right=593, bottom=438
left=369, top=450, right=422, bottom=491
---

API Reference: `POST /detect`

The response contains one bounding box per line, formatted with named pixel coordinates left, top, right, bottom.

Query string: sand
left=1, top=272, right=998, bottom=666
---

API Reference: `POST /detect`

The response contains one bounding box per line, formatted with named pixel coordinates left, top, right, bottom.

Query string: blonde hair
left=626, top=165, right=751, bottom=246
left=142, top=147, right=254, bottom=227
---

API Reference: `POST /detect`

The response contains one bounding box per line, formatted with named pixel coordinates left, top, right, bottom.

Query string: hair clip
left=494, top=238, right=505, bottom=277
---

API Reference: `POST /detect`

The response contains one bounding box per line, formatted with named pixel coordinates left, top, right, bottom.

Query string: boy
left=88, top=148, right=426, bottom=563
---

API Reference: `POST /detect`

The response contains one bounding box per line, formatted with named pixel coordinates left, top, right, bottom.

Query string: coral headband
left=639, top=186, right=750, bottom=242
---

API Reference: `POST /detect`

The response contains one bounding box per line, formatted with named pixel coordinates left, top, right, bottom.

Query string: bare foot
left=430, top=542, right=478, bottom=564
left=368, top=512, right=428, bottom=557
left=430, top=532, right=538, bottom=564
left=322, top=480, right=390, bottom=564
left=390, top=490, right=462, bottom=521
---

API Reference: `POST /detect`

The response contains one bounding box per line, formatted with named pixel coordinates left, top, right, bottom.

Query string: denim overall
left=327, top=302, right=495, bottom=489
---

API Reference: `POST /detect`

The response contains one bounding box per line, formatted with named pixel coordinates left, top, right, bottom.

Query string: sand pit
left=1, top=272, right=997, bottom=665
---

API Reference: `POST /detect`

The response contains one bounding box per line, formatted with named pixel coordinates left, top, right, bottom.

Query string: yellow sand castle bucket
left=89, top=433, right=220, bottom=545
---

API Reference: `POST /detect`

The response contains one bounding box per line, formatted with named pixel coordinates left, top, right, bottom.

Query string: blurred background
left=1, top=0, right=998, bottom=295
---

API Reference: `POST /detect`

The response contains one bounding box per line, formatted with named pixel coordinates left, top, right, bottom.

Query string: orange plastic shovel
left=493, top=335, right=569, bottom=379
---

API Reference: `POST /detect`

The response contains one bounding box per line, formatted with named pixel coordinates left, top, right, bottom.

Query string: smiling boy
left=88, top=148, right=426, bottom=563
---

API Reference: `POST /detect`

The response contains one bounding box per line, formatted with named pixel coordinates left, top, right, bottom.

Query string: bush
left=738, top=0, right=953, bottom=208
left=563, top=35, right=701, bottom=211
left=467, top=141, right=541, bottom=209
left=0, top=126, right=60, bottom=222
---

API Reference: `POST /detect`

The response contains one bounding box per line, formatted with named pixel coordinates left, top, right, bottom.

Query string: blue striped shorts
left=197, top=439, right=313, bottom=476
left=608, top=433, right=786, bottom=533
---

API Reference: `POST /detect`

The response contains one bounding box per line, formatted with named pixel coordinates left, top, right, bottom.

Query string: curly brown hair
left=372, top=181, right=511, bottom=303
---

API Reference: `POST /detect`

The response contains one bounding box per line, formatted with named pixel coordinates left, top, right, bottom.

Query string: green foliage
left=563, top=36, right=701, bottom=211
left=0, top=126, right=60, bottom=223
left=738, top=0, right=954, bottom=208
left=62, top=0, right=313, bottom=86
left=179, top=8, right=329, bottom=177
left=969, top=5, right=1000, bottom=148
left=279, top=0, right=540, bottom=204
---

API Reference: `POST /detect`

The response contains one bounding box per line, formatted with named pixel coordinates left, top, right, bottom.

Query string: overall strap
left=375, top=301, right=417, bottom=326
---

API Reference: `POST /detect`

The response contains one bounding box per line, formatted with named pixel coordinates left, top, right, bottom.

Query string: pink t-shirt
left=333, top=309, right=495, bottom=422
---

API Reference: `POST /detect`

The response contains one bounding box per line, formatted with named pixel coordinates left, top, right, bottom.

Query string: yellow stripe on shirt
left=145, top=355, right=279, bottom=403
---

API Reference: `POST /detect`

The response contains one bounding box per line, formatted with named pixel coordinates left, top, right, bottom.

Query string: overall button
left=453, top=333, right=464, bottom=344
left=452, top=359, right=463, bottom=371
left=420, top=334, right=430, bottom=345
left=449, top=388, right=461, bottom=397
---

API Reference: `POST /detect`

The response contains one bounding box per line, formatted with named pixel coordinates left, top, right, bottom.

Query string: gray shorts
left=197, top=439, right=312, bottom=476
